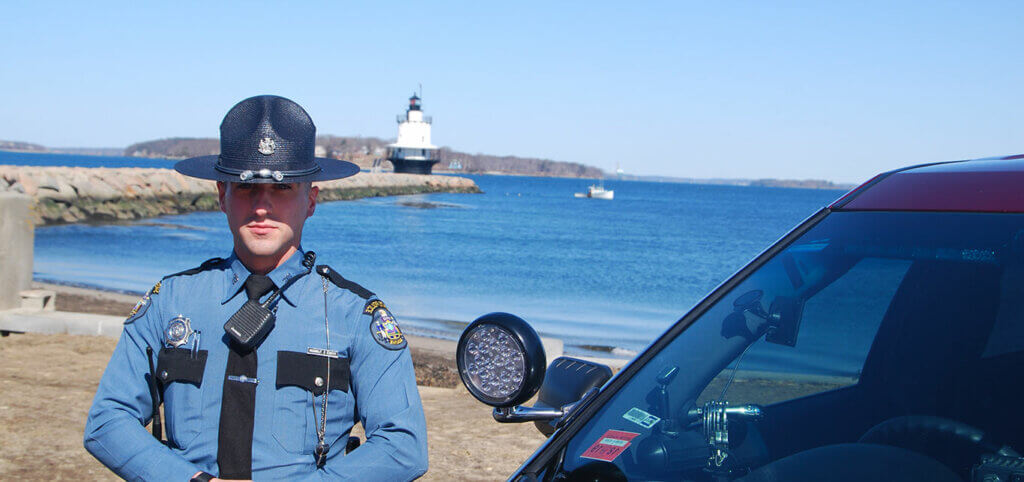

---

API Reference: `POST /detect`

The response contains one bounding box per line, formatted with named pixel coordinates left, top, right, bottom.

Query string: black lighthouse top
left=408, top=94, right=421, bottom=111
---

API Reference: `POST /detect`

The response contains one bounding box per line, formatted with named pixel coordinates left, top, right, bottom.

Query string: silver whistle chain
left=312, top=277, right=331, bottom=467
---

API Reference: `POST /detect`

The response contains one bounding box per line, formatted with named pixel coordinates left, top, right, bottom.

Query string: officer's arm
left=83, top=285, right=201, bottom=481
left=319, top=302, right=428, bottom=480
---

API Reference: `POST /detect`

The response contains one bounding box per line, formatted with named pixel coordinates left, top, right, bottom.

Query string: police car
left=456, top=154, right=1024, bottom=482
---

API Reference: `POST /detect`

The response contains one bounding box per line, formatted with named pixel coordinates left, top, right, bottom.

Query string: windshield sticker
left=580, top=430, right=639, bottom=462
left=623, top=407, right=661, bottom=429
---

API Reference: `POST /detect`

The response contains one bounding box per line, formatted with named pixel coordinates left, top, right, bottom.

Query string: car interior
left=741, top=258, right=1023, bottom=481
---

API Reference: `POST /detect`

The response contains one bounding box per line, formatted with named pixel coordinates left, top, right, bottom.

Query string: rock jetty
left=0, top=166, right=480, bottom=225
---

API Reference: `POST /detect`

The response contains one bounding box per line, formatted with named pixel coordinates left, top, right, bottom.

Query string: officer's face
left=218, top=182, right=319, bottom=272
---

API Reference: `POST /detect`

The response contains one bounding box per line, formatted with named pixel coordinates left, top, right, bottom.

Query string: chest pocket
left=273, top=351, right=351, bottom=454
left=156, top=348, right=208, bottom=448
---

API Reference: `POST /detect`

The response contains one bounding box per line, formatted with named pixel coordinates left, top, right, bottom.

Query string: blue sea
left=8, top=151, right=845, bottom=360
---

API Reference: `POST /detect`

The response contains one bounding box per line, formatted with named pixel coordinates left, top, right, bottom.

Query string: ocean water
left=0, top=150, right=177, bottom=168
left=9, top=151, right=845, bottom=357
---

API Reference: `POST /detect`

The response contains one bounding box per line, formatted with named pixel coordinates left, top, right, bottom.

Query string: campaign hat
left=174, top=95, right=359, bottom=183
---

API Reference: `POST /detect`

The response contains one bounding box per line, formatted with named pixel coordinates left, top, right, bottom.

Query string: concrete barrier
left=0, top=166, right=481, bottom=225
left=0, top=193, right=33, bottom=311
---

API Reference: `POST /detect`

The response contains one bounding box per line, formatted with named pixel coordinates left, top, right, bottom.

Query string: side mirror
left=456, top=313, right=611, bottom=435
left=532, top=357, right=612, bottom=436
left=456, top=312, right=547, bottom=407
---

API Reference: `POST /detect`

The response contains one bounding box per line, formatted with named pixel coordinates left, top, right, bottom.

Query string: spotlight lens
left=463, top=324, right=526, bottom=400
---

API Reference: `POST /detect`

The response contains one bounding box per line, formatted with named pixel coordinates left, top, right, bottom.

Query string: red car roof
left=831, top=154, right=1024, bottom=213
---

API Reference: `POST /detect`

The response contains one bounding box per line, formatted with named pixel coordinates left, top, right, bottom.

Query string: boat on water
left=574, top=183, right=614, bottom=200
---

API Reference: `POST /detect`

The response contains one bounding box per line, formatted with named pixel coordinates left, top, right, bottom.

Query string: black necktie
left=218, top=274, right=275, bottom=479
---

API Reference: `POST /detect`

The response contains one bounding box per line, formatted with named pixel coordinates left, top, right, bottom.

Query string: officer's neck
left=236, top=245, right=299, bottom=275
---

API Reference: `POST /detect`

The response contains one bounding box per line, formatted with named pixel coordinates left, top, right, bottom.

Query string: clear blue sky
left=2, top=1, right=1022, bottom=183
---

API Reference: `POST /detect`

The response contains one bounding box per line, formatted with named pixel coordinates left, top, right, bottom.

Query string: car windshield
left=547, top=211, right=1024, bottom=481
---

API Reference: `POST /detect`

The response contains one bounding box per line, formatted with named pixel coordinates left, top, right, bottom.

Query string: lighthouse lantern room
left=386, top=93, right=441, bottom=174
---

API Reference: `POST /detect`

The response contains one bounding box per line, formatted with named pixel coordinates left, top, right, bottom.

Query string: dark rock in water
left=395, top=201, right=464, bottom=209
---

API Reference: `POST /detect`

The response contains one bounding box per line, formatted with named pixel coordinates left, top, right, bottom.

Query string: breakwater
left=0, top=166, right=480, bottom=225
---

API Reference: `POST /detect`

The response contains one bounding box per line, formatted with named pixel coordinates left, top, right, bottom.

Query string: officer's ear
left=217, top=181, right=228, bottom=214
left=306, top=183, right=319, bottom=218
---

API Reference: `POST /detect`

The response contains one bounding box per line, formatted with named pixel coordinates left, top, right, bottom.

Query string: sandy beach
left=0, top=284, right=546, bottom=480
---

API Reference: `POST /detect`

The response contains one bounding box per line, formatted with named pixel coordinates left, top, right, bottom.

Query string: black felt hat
left=174, top=95, right=359, bottom=183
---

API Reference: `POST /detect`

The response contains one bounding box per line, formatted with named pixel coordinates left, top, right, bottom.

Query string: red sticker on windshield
left=580, top=430, right=639, bottom=462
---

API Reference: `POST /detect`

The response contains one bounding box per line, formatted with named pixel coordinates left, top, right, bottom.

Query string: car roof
left=831, top=154, right=1024, bottom=212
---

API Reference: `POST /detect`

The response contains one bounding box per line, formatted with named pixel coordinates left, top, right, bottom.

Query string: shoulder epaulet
left=162, top=257, right=228, bottom=280
left=316, top=264, right=374, bottom=300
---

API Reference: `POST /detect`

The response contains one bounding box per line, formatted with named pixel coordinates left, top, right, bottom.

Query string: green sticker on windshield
left=623, top=407, right=661, bottom=429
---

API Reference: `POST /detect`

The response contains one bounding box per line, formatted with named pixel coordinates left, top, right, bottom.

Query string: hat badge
left=258, top=137, right=276, bottom=156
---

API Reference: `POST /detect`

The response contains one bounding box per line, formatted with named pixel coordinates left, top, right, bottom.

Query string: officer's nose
left=252, top=185, right=273, bottom=215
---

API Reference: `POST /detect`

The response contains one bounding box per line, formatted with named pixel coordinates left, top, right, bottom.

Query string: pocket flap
left=276, top=351, right=350, bottom=396
left=156, top=348, right=208, bottom=386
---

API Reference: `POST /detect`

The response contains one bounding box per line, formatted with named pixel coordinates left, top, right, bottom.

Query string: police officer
left=84, top=95, right=428, bottom=481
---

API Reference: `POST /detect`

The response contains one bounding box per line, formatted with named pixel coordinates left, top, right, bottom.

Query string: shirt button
left=160, top=370, right=169, bottom=380
left=314, top=376, right=324, bottom=387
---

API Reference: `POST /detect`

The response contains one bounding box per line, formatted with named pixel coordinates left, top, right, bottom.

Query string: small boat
left=575, top=183, right=614, bottom=200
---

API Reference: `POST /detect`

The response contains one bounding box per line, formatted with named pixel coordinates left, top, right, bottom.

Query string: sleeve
left=83, top=280, right=202, bottom=482
left=318, top=296, right=429, bottom=481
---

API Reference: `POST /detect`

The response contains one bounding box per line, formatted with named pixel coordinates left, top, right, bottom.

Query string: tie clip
left=307, top=347, right=339, bottom=359
left=227, top=375, right=259, bottom=384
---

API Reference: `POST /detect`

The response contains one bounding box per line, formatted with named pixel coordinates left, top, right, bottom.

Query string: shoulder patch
left=163, top=257, right=227, bottom=280
left=369, top=306, right=407, bottom=350
left=363, top=299, right=387, bottom=315
left=316, top=265, right=374, bottom=300
left=125, top=281, right=160, bottom=325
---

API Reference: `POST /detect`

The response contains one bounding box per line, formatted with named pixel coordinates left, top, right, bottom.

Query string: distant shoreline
left=1, top=146, right=856, bottom=190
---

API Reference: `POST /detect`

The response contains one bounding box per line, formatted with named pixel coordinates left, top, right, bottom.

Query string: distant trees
left=124, top=138, right=218, bottom=159
left=0, top=140, right=46, bottom=152
left=124, top=136, right=607, bottom=178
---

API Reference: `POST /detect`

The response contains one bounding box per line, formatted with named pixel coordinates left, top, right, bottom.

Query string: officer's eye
left=275, top=184, right=294, bottom=191
left=235, top=183, right=256, bottom=191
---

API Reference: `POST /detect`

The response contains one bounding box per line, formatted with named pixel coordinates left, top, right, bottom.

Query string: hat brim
left=174, top=155, right=361, bottom=183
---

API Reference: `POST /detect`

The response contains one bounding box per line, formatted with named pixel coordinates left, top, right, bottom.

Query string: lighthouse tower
left=385, top=93, right=440, bottom=174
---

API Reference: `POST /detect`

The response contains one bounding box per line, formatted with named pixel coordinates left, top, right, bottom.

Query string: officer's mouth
left=246, top=223, right=277, bottom=236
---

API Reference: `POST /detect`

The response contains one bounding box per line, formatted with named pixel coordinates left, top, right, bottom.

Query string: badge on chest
left=165, top=315, right=194, bottom=348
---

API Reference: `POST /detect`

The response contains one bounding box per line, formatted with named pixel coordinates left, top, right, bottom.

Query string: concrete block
left=0, top=193, right=33, bottom=311
left=20, top=289, right=55, bottom=311
left=0, top=311, right=66, bottom=334
left=540, top=336, right=564, bottom=367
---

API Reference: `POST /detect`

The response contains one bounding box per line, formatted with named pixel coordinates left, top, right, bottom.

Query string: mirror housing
left=532, top=357, right=612, bottom=436
left=766, top=296, right=804, bottom=347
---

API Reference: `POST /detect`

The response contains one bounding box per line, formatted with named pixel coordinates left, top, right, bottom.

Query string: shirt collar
left=221, top=248, right=311, bottom=306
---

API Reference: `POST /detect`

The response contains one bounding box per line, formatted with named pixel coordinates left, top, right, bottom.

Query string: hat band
left=215, top=158, right=322, bottom=182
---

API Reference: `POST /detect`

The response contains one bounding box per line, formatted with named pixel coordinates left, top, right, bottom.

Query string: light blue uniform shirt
left=84, top=250, right=428, bottom=481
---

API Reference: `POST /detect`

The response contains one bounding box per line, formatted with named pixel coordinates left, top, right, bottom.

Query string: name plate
left=307, top=347, right=339, bottom=359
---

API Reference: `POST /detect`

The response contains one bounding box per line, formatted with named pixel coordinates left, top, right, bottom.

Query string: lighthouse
left=385, top=93, right=441, bottom=174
